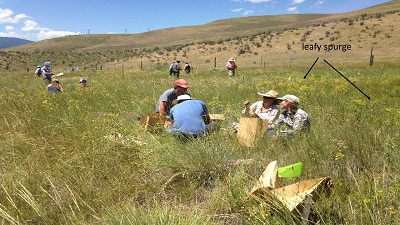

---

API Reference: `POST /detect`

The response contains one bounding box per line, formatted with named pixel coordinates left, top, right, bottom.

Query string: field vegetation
left=0, top=62, right=399, bottom=224
left=0, top=1, right=399, bottom=224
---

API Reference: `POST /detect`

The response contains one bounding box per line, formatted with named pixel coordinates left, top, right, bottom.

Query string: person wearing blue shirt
left=41, top=61, right=57, bottom=84
left=168, top=94, right=210, bottom=139
left=46, top=79, right=63, bottom=93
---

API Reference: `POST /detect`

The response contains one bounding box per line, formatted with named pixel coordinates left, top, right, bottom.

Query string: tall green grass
left=0, top=65, right=399, bottom=224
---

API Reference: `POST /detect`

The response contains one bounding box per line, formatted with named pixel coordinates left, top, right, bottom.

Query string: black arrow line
left=303, top=58, right=319, bottom=79
left=323, top=59, right=371, bottom=99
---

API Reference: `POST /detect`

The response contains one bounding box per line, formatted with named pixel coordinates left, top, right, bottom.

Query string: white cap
left=277, top=94, right=300, bottom=105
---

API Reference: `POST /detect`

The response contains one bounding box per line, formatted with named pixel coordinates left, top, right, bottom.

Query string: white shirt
left=242, top=101, right=279, bottom=122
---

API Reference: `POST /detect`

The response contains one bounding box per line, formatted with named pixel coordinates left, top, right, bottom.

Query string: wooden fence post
left=369, top=47, right=374, bottom=67
left=214, top=57, right=217, bottom=71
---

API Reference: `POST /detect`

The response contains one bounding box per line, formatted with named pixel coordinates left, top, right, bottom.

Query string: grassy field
left=0, top=62, right=399, bottom=224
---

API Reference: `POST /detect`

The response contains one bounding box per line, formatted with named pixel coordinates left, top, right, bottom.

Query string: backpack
left=34, top=67, right=42, bottom=76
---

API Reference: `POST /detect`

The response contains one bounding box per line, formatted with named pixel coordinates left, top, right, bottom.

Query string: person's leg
left=43, top=78, right=51, bottom=85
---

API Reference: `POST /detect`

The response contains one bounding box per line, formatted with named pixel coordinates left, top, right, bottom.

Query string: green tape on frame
left=278, top=162, right=303, bottom=178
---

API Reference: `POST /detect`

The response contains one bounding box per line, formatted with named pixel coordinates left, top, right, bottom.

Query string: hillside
left=1, top=0, right=399, bottom=72
left=0, top=37, right=33, bottom=49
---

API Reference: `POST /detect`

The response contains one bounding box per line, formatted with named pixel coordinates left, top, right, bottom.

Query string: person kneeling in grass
left=79, top=78, right=90, bottom=88
left=167, top=94, right=214, bottom=140
left=269, top=94, right=310, bottom=138
left=46, top=78, right=63, bottom=93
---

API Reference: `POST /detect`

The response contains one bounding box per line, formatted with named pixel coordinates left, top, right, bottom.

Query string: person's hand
left=272, top=134, right=279, bottom=141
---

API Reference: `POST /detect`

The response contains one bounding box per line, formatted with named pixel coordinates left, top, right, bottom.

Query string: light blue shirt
left=169, top=100, right=208, bottom=136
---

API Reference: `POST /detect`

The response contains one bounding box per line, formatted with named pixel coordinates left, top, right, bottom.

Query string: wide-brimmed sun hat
left=277, top=94, right=300, bottom=105
left=229, top=58, right=235, bottom=61
left=258, top=90, right=279, bottom=98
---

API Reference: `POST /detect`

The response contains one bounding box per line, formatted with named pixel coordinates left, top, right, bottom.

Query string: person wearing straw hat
left=271, top=94, right=310, bottom=137
left=34, top=65, right=42, bottom=77
left=226, top=57, right=237, bottom=76
left=242, top=90, right=280, bottom=122
left=156, top=79, right=191, bottom=117
left=168, top=94, right=211, bottom=139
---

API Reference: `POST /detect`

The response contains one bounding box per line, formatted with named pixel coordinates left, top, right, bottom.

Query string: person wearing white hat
left=242, top=90, right=280, bottom=123
left=168, top=94, right=211, bottom=139
left=272, top=94, right=310, bottom=137
left=79, top=78, right=90, bottom=88
left=226, top=58, right=237, bottom=76
left=41, top=61, right=58, bottom=84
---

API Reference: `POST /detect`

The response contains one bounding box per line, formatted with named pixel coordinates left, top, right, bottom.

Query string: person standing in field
left=155, top=79, right=191, bottom=117
left=226, top=58, right=237, bottom=76
left=169, top=61, right=175, bottom=75
left=41, top=61, right=57, bottom=84
left=184, top=62, right=191, bottom=74
left=171, top=60, right=181, bottom=78
left=271, top=94, right=310, bottom=137
left=46, top=79, right=63, bottom=93
left=34, top=65, right=42, bottom=77
left=168, top=94, right=211, bottom=139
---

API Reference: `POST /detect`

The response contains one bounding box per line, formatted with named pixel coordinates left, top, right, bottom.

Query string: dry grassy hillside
left=103, top=10, right=400, bottom=71
left=1, top=0, right=399, bottom=72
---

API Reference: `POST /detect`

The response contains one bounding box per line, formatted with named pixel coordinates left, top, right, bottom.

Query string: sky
left=0, top=0, right=391, bottom=42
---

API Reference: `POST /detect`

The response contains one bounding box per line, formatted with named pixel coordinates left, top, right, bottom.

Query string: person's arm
left=202, top=102, right=210, bottom=124
left=58, top=84, right=64, bottom=93
left=243, top=101, right=259, bottom=117
left=242, top=101, right=251, bottom=115
left=42, top=69, right=51, bottom=75
left=46, top=84, right=51, bottom=91
left=42, top=69, right=55, bottom=76
left=292, top=112, right=309, bottom=132
left=158, top=101, right=167, bottom=116
left=266, top=108, right=280, bottom=124
left=274, top=114, right=284, bottom=126
left=203, top=114, right=210, bottom=124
